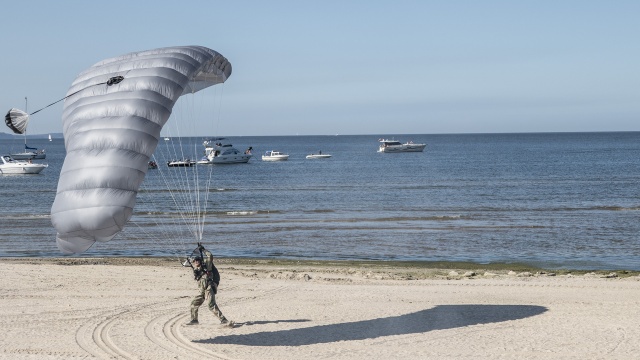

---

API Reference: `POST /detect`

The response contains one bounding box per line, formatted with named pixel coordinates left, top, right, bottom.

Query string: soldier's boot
left=187, top=306, right=199, bottom=325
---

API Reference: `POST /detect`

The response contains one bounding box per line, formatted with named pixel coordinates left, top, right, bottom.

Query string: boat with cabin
left=0, top=155, right=48, bottom=174
left=262, top=150, right=289, bottom=161
left=377, top=139, right=426, bottom=153
left=197, top=138, right=252, bottom=164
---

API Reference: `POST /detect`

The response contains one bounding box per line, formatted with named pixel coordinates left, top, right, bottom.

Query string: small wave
left=226, top=211, right=258, bottom=216
left=590, top=206, right=640, bottom=211
left=1, top=214, right=51, bottom=219
left=375, top=215, right=463, bottom=222
left=140, top=211, right=172, bottom=215
left=542, top=206, right=640, bottom=212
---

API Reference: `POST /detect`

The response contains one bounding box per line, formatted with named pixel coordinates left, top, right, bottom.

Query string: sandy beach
left=0, top=258, right=639, bottom=360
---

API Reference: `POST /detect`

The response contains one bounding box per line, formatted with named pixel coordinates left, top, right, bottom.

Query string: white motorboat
left=262, top=150, right=289, bottom=161
left=0, top=155, right=48, bottom=174
left=197, top=138, right=252, bottom=164
left=167, top=159, right=196, bottom=167
left=306, top=151, right=332, bottom=159
left=377, top=139, right=426, bottom=153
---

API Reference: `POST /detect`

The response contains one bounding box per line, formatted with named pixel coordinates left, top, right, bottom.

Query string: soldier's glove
left=193, top=268, right=203, bottom=281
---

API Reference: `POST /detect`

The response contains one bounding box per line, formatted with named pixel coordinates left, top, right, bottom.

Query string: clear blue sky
left=1, top=1, right=638, bottom=136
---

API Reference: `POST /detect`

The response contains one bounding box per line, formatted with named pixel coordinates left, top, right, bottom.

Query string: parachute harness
left=185, top=243, right=218, bottom=293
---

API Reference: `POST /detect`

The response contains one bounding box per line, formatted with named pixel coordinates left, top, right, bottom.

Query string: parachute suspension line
left=29, top=76, right=125, bottom=116
left=151, top=93, right=206, bottom=247
left=124, top=177, right=186, bottom=260
left=150, top=145, right=192, bottom=250
left=199, top=163, right=217, bottom=240
left=129, top=105, right=200, bottom=259
left=198, top=81, right=225, bottom=239
left=177, top=93, right=203, bottom=240
left=183, top=91, right=203, bottom=241
left=192, top=86, right=219, bottom=243
left=130, top=78, right=227, bottom=259
left=128, top=218, right=185, bottom=260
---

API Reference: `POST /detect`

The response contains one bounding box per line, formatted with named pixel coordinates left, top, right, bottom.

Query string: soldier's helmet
left=188, top=246, right=203, bottom=262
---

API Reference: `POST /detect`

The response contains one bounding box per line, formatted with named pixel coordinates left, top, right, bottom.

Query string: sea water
left=1, top=132, right=639, bottom=270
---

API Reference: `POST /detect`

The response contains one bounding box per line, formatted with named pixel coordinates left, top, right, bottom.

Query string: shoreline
left=2, top=256, right=638, bottom=279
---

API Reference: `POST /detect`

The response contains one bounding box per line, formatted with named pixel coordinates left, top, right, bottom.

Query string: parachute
left=5, top=108, right=30, bottom=134
left=50, top=46, right=232, bottom=254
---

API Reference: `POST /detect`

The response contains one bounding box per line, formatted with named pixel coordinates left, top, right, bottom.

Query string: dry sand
left=1, top=257, right=639, bottom=359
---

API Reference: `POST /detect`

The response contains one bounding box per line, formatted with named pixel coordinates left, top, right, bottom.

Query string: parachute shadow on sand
left=195, top=304, right=548, bottom=346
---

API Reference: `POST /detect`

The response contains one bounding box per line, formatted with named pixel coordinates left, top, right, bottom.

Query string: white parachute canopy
left=5, top=108, right=30, bottom=134
left=50, top=46, right=232, bottom=254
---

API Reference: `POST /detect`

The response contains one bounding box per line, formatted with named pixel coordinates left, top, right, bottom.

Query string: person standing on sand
left=186, top=245, right=234, bottom=327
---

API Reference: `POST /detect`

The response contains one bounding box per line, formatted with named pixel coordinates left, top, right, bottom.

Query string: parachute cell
left=50, top=46, right=232, bottom=254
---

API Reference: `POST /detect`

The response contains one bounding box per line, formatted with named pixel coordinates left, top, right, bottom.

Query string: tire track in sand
left=144, top=284, right=291, bottom=360
left=76, top=283, right=291, bottom=359
left=145, top=310, right=234, bottom=360
left=75, top=299, right=179, bottom=359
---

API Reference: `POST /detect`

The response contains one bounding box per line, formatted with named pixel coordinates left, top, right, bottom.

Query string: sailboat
left=48, top=134, right=52, bottom=142
left=10, top=98, right=46, bottom=160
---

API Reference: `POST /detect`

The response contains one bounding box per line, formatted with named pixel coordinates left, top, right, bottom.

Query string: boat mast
left=23, top=97, right=27, bottom=146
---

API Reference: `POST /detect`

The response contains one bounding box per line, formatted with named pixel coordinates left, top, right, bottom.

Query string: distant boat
left=164, top=137, right=170, bottom=141
left=262, top=150, right=289, bottom=161
left=167, top=159, right=195, bottom=167
left=48, top=134, right=52, bottom=142
left=377, top=139, right=426, bottom=153
left=306, top=151, right=332, bottom=159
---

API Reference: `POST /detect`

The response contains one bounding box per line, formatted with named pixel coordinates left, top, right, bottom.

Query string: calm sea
left=1, top=132, right=639, bottom=270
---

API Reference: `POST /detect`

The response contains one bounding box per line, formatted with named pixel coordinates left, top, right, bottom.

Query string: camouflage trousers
left=190, top=280, right=227, bottom=323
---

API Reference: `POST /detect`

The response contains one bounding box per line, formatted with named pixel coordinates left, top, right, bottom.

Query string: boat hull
left=378, top=144, right=426, bottom=153
left=10, top=152, right=46, bottom=160
left=0, top=164, right=48, bottom=174
left=306, top=154, right=332, bottom=159
left=198, top=154, right=252, bottom=164
left=262, top=155, right=289, bottom=161
left=167, top=161, right=196, bottom=167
